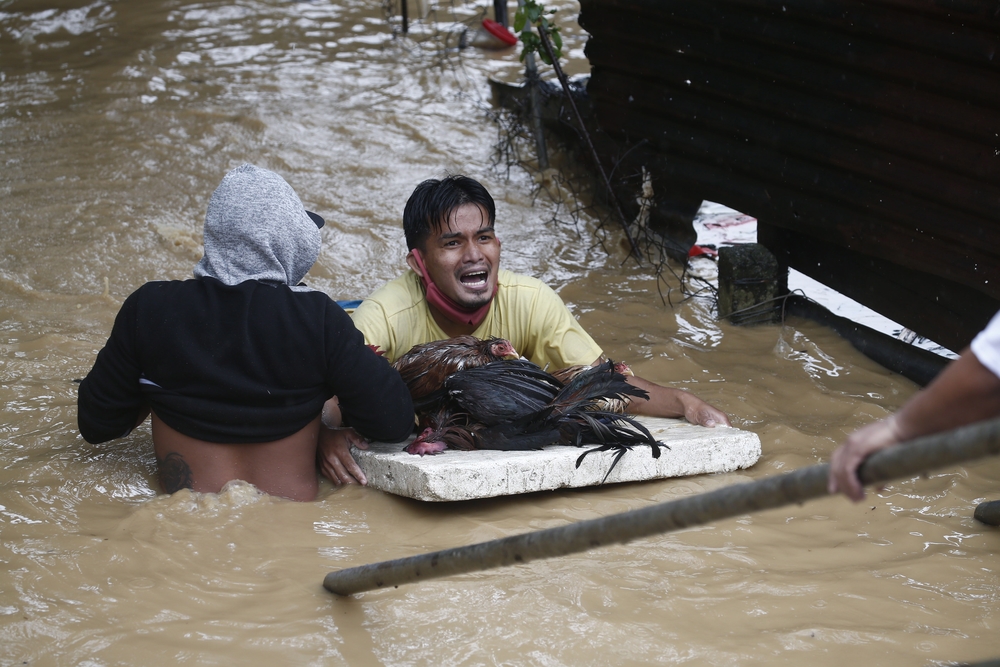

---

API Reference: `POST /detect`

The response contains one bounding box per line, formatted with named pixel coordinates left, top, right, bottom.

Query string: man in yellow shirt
left=352, top=266, right=603, bottom=371
left=324, top=175, right=731, bottom=484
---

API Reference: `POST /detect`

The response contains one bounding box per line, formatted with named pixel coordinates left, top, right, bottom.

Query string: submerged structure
left=574, top=0, right=999, bottom=353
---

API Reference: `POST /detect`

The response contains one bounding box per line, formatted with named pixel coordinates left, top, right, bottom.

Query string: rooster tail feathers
left=569, top=409, right=666, bottom=482
left=574, top=444, right=630, bottom=483
left=549, top=360, right=648, bottom=415
left=559, top=409, right=662, bottom=446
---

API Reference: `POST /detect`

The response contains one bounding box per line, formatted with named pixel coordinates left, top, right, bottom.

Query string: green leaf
left=515, top=0, right=561, bottom=66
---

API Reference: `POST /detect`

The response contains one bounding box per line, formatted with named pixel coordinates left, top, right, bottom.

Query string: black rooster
left=405, top=359, right=665, bottom=480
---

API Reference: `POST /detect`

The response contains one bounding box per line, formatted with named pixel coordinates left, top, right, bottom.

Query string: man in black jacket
left=78, top=164, right=414, bottom=500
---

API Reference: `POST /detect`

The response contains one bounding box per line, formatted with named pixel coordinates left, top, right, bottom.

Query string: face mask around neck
left=409, top=248, right=497, bottom=328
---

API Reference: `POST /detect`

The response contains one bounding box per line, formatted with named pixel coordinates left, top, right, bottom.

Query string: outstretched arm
left=828, top=347, right=1000, bottom=501
left=624, top=374, right=731, bottom=427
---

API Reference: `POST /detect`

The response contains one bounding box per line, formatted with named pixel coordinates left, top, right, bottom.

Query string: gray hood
left=194, top=164, right=321, bottom=287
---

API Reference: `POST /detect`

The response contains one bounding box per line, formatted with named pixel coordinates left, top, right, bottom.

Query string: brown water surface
left=2, top=1, right=997, bottom=665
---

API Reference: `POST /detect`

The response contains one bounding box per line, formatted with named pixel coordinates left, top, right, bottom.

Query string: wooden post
left=717, top=243, right=780, bottom=324
left=324, top=417, right=1000, bottom=596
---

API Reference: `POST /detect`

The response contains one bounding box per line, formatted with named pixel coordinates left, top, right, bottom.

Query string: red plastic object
left=482, top=18, right=518, bottom=46
left=688, top=244, right=718, bottom=258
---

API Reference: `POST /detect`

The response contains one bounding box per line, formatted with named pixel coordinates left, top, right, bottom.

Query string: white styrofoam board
left=354, top=417, right=762, bottom=502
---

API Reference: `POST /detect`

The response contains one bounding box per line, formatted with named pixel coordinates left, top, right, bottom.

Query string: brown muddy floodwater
left=1, top=1, right=997, bottom=665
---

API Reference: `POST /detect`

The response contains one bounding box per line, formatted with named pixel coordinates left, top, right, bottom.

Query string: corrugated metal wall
left=578, top=0, right=1000, bottom=350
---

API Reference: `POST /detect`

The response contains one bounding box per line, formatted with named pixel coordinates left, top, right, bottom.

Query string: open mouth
left=459, top=270, right=489, bottom=287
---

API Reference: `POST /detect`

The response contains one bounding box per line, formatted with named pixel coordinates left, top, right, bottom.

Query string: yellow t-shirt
left=350, top=269, right=603, bottom=369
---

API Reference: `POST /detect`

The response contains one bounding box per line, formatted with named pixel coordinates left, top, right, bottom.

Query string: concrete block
left=353, top=417, right=762, bottom=502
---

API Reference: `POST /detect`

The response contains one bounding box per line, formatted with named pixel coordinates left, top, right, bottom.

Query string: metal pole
left=400, top=0, right=409, bottom=35
left=494, top=0, right=508, bottom=28
left=524, top=53, right=549, bottom=170
left=324, top=417, right=1000, bottom=596
left=517, top=0, right=548, bottom=170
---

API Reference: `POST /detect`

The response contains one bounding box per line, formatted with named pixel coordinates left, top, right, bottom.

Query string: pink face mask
left=409, top=248, right=497, bottom=328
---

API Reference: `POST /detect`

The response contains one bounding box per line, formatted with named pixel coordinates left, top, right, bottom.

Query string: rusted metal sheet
left=578, top=0, right=1000, bottom=351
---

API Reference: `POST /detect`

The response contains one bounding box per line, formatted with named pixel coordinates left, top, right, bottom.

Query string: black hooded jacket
left=78, top=164, right=414, bottom=444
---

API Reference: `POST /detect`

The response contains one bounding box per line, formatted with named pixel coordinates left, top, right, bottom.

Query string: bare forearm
left=891, top=348, right=1000, bottom=441
left=829, top=347, right=1000, bottom=501
left=322, top=397, right=342, bottom=429
left=626, top=375, right=687, bottom=417
left=626, top=375, right=731, bottom=427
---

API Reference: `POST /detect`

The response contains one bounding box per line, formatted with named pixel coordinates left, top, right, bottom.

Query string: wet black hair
left=402, top=175, right=496, bottom=251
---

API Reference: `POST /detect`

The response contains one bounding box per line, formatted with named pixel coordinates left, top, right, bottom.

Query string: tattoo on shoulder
left=157, top=451, right=194, bottom=493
